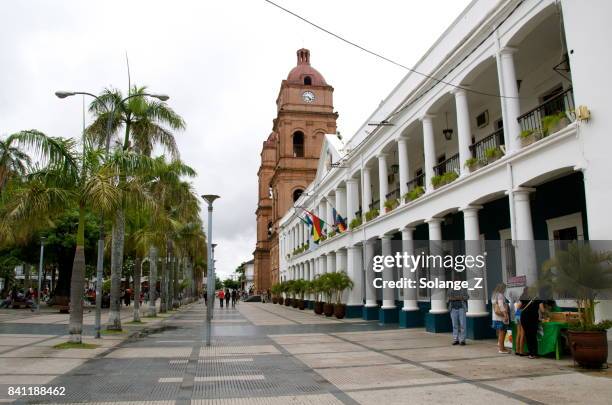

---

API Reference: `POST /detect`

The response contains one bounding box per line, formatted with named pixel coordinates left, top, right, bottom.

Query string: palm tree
left=1, top=141, right=140, bottom=342
left=87, top=86, right=185, bottom=330
left=0, top=130, right=74, bottom=194
left=133, top=157, right=198, bottom=315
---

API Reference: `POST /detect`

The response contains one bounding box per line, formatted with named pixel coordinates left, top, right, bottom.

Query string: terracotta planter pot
left=334, top=303, right=346, bottom=319
left=298, top=300, right=306, bottom=310
left=285, top=298, right=292, bottom=306
left=314, top=301, right=324, bottom=315
left=323, top=303, right=334, bottom=317
left=272, top=297, right=278, bottom=304
left=278, top=297, right=284, bottom=305
left=568, top=330, right=608, bottom=368
left=292, top=299, right=299, bottom=308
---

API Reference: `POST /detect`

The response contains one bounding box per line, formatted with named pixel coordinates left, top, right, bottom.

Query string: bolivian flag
left=305, top=210, right=324, bottom=243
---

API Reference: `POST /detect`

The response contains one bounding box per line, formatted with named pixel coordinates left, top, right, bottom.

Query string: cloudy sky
left=0, top=0, right=470, bottom=279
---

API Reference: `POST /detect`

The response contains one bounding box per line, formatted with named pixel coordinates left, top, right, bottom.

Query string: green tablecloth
left=511, top=321, right=568, bottom=359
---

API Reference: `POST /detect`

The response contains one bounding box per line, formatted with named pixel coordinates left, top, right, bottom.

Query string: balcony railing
left=369, top=199, right=380, bottom=211
left=470, top=128, right=504, bottom=162
left=517, top=87, right=575, bottom=136
left=434, top=153, right=460, bottom=177
left=406, top=173, right=425, bottom=192
left=385, top=188, right=400, bottom=201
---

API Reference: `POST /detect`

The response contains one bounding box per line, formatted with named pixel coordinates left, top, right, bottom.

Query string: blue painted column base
left=425, top=312, right=452, bottom=333
left=378, top=307, right=399, bottom=324
left=302, top=300, right=310, bottom=309
left=362, top=306, right=379, bottom=320
left=307, top=301, right=314, bottom=310
left=399, top=309, right=424, bottom=328
left=466, top=315, right=495, bottom=339
left=345, top=305, right=363, bottom=318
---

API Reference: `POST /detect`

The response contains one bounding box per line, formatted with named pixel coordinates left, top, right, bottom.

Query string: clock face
left=302, top=91, right=315, bottom=103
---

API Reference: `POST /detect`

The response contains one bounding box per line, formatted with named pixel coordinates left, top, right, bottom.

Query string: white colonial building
left=278, top=0, right=612, bottom=337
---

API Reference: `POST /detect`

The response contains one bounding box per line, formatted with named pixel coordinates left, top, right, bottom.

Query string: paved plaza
left=1, top=302, right=611, bottom=404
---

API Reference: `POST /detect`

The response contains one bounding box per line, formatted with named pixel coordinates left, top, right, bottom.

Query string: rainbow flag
left=333, top=208, right=347, bottom=232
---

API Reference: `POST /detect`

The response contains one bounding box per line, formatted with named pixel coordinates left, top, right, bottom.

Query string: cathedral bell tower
left=254, top=49, right=338, bottom=291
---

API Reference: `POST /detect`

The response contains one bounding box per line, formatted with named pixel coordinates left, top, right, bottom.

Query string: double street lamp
left=55, top=89, right=169, bottom=338
left=202, top=194, right=220, bottom=347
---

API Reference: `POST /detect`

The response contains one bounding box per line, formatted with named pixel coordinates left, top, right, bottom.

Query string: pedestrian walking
left=491, top=283, right=510, bottom=354
left=225, top=288, right=230, bottom=308
left=447, top=287, right=468, bottom=345
left=231, top=289, right=237, bottom=308
left=218, top=289, right=225, bottom=308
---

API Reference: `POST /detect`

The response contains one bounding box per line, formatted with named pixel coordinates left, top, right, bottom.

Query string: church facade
left=253, top=49, right=338, bottom=292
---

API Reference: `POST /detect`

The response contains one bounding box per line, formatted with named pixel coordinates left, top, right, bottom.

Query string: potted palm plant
left=319, top=274, right=335, bottom=317
left=295, top=279, right=307, bottom=310
left=270, top=283, right=279, bottom=304
left=541, top=242, right=612, bottom=368
left=326, top=271, right=354, bottom=319
left=284, top=280, right=294, bottom=306
left=311, top=277, right=324, bottom=315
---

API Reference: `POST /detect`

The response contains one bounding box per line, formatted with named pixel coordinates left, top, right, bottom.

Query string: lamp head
left=55, top=91, right=75, bottom=99
left=151, top=94, right=170, bottom=101
left=201, top=194, right=220, bottom=205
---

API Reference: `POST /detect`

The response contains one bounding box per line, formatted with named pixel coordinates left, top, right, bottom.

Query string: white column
left=498, top=47, right=521, bottom=154
left=513, top=188, right=537, bottom=286
left=421, top=115, right=436, bottom=192
left=427, top=218, right=447, bottom=314
left=397, top=138, right=409, bottom=201
left=326, top=251, right=336, bottom=274
left=401, top=227, right=419, bottom=311
left=319, top=201, right=327, bottom=233
left=378, top=153, right=389, bottom=212
left=381, top=235, right=396, bottom=309
left=346, top=178, right=358, bottom=223
left=336, top=186, right=346, bottom=220
left=347, top=245, right=363, bottom=306
left=364, top=239, right=378, bottom=307
left=453, top=88, right=473, bottom=177
left=362, top=166, right=372, bottom=214
left=319, top=254, right=327, bottom=274
left=461, top=206, right=488, bottom=315
left=336, top=249, right=348, bottom=302
left=326, top=195, right=335, bottom=234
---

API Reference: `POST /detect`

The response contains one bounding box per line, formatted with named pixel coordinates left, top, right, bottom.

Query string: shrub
left=349, top=217, right=362, bottom=230
left=404, top=186, right=425, bottom=202
left=365, top=208, right=379, bottom=222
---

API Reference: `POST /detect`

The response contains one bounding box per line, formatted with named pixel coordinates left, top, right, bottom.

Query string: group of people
left=448, top=282, right=554, bottom=359
left=215, top=289, right=240, bottom=308
left=0, top=287, right=39, bottom=310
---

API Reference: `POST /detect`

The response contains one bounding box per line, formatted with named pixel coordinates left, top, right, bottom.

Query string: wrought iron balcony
left=470, top=128, right=504, bottom=162
left=517, top=87, right=575, bottom=137
left=406, top=173, right=425, bottom=192
left=433, top=153, right=460, bottom=177
left=385, top=188, right=400, bottom=201
left=369, top=199, right=380, bottom=211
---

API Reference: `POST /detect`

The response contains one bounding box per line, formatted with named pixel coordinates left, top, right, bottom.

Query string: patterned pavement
left=1, top=302, right=611, bottom=404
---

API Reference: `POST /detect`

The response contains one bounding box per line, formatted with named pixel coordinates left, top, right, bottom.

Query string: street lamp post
left=202, top=194, right=220, bottom=347
left=55, top=90, right=170, bottom=338
left=37, top=237, right=46, bottom=314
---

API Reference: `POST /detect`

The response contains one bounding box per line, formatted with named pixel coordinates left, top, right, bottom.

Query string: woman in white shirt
left=491, top=283, right=510, bottom=354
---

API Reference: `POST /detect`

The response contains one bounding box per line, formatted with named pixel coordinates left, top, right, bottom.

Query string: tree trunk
left=24, top=262, right=30, bottom=289
left=68, top=205, right=86, bottom=343
left=107, top=208, right=125, bottom=330
left=147, top=246, right=158, bottom=317
left=159, top=258, right=167, bottom=313
left=133, top=257, right=141, bottom=322
left=173, top=257, right=179, bottom=308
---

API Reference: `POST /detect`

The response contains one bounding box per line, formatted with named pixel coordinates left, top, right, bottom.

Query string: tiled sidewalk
left=0, top=301, right=610, bottom=404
